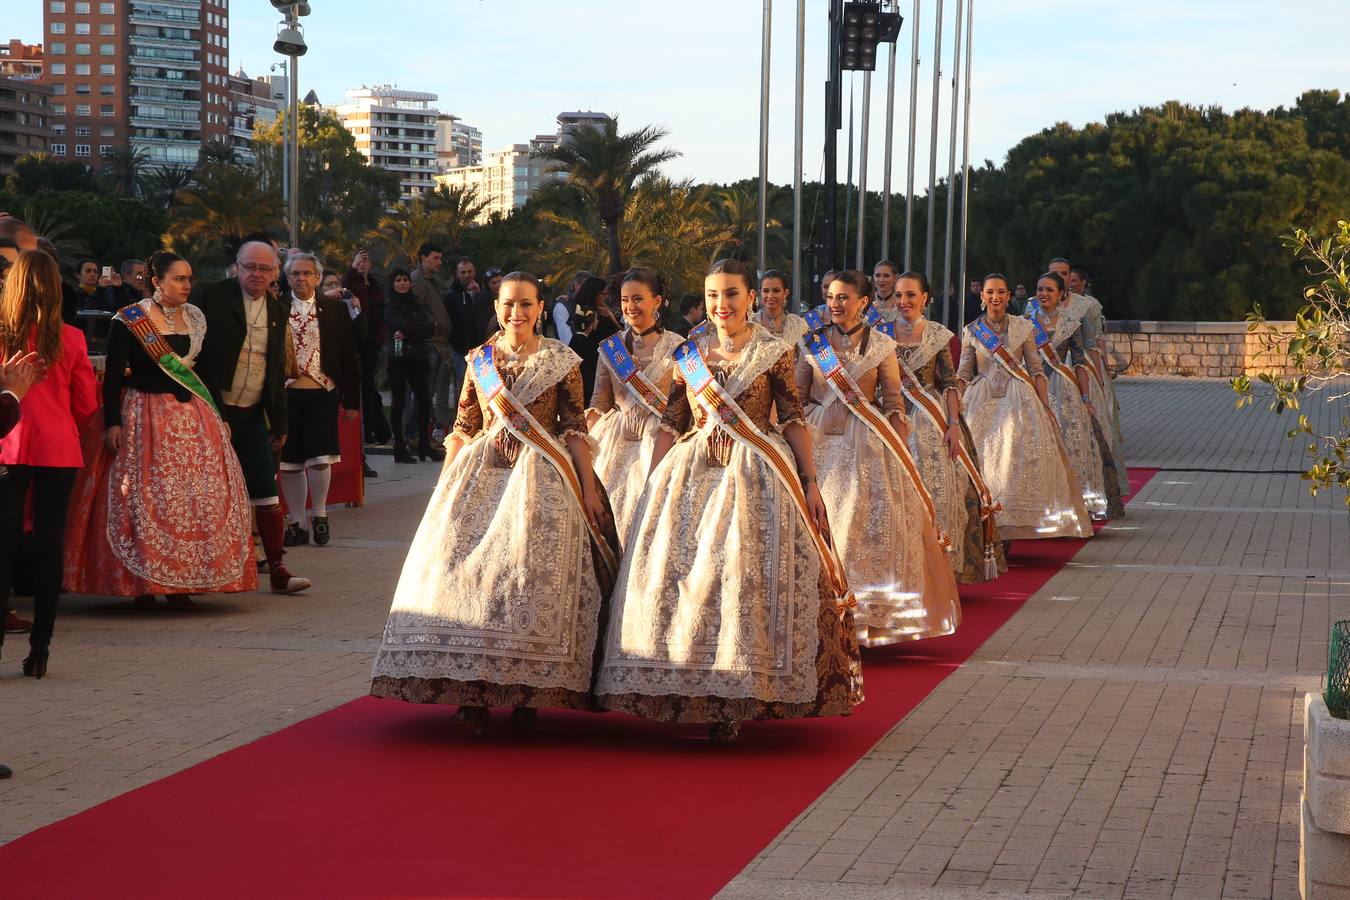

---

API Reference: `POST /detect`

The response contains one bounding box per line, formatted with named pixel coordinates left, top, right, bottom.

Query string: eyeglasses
left=238, top=263, right=278, bottom=274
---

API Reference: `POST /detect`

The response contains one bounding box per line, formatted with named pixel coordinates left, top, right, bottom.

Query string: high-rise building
left=41, top=0, right=230, bottom=167
left=226, top=69, right=278, bottom=166
left=435, top=136, right=557, bottom=223
left=0, top=75, right=53, bottom=176
left=556, top=110, right=611, bottom=141
left=434, top=112, right=481, bottom=172
left=335, top=85, right=438, bottom=201
left=0, top=41, right=45, bottom=79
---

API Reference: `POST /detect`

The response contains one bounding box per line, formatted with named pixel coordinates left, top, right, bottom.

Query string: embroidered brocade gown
left=894, top=320, right=1007, bottom=583
left=796, top=326, right=961, bottom=645
left=1068, top=292, right=1128, bottom=493
left=370, top=339, right=620, bottom=710
left=1032, top=309, right=1125, bottom=521
left=957, top=315, right=1092, bottom=541
left=587, top=328, right=685, bottom=541
left=64, top=302, right=256, bottom=596
left=595, top=325, right=863, bottom=723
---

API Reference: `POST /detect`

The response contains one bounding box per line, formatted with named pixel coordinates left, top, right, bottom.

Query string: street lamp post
left=271, top=1, right=308, bottom=248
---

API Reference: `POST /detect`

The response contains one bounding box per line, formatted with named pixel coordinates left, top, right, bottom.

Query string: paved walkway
left=3, top=377, right=1347, bottom=900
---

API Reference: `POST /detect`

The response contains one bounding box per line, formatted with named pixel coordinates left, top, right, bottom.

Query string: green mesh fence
left=1329, top=620, right=1350, bottom=720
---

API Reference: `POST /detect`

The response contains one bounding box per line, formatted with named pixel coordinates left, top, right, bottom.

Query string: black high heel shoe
left=22, top=646, right=49, bottom=679
left=417, top=443, right=445, bottom=462
left=393, top=446, right=417, bottom=464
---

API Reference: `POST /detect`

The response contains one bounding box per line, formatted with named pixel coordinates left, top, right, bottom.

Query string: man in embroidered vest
left=191, top=240, right=311, bottom=595
left=276, top=252, right=360, bottom=547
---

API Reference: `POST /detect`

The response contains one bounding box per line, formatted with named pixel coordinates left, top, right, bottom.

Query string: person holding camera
left=342, top=249, right=390, bottom=451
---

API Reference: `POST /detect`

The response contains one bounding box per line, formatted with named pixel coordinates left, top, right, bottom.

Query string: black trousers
left=388, top=352, right=431, bottom=451
left=0, top=465, right=78, bottom=651
left=358, top=340, right=391, bottom=443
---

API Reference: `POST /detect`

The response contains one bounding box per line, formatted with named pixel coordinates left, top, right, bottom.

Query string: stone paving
left=2, top=377, right=1347, bottom=900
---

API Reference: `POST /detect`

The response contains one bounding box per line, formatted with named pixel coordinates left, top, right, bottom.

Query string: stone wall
left=1101, top=321, right=1298, bottom=378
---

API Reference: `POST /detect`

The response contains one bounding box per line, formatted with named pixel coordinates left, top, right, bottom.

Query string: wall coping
left=1106, top=320, right=1295, bottom=335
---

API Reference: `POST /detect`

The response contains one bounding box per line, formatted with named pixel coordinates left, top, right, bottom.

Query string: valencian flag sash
left=471, top=344, right=619, bottom=581
left=113, top=303, right=219, bottom=416
left=800, top=330, right=949, bottom=550
left=598, top=333, right=667, bottom=418
left=672, top=339, right=855, bottom=619
left=1025, top=300, right=1084, bottom=388
left=803, top=302, right=881, bottom=333
left=877, top=320, right=1001, bottom=572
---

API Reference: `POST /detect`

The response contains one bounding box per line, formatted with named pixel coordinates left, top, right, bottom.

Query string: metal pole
left=757, top=0, right=772, bottom=271
left=856, top=70, right=870, bottom=269
left=792, top=0, right=805, bottom=310
left=903, top=0, right=920, bottom=270
left=843, top=78, right=854, bottom=259
left=880, top=35, right=897, bottom=264
left=941, top=0, right=963, bottom=321
left=926, top=0, right=944, bottom=320
left=957, top=0, right=974, bottom=332
left=288, top=43, right=299, bottom=248
left=822, top=0, right=841, bottom=272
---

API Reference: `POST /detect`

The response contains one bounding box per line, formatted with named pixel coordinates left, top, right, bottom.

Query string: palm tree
left=19, top=202, right=90, bottom=274
left=533, top=117, right=680, bottom=274
left=425, top=183, right=487, bottom=253
left=167, top=163, right=283, bottom=254
left=366, top=195, right=454, bottom=268
left=99, top=145, right=152, bottom=198
left=144, top=164, right=196, bottom=209
left=198, top=138, right=238, bottom=167
left=710, top=183, right=790, bottom=268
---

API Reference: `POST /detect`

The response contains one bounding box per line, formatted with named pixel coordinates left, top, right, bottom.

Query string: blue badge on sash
left=1024, top=300, right=1051, bottom=346
left=472, top=344, right=505, bottom=399
left=803, top=304, right=827, bottom=331
left=600, top=334, right=639, bottom=382
left=874, top=320, right=897, bottom=339
left=861, top=303, right=882, bottom=326
left=672, top=339, right=713, bottom=393
left=688, top=320, right=709, bottom=339
left=969, top=318, right=1003, bottom=353
left=803, top=330, right=845, bottom=379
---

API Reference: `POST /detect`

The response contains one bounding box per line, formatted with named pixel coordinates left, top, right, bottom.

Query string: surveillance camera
left=274, top=23, right=307, bottom=56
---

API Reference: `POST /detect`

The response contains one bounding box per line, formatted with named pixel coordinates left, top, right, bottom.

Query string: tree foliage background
left=5, top=89, right=1347, bottom=318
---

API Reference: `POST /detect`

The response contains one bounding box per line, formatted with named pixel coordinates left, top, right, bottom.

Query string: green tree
left=99, top=145, right=152, bottom=198
left=165, top=163, right=283, bottom=264
left=5, top=153, right=100, bottom=194
left=533, top=117, right=680, bottom=274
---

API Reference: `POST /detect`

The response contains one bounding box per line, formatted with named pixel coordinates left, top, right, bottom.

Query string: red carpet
left=3, top=471, right=1157, bottom=900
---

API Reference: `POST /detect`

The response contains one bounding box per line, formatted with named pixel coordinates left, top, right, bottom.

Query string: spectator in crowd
left=409, top=243, right=453, bottom=444
left=1012, top=283, right=1029, bottom=314
left=962, top=278, right=983, bottom=327
left=0, top=238, right=15, bottom=287
left=484, top=267, right=504, bottom=301
left=674, top=294, right=705, bottom=337
left=340, top=249, right=390, bottom=452
left=277, top=253, right=360, bottom=548
left=0, top=250, right=99, bottom=680
left=596, top=274, right=624, bottom=343
left=384, top=267, right=439, bottom=464
left=191, top=240, right=311, bottom=595
left=567, top=305, right=601, bottom=402
left=74, top=259, right=100, bottom=305
left=0, top=216, right=75, bottom=323
left=551, top=270, right=594, bottom=344
left=86, top=259, right=150, bottom=313
left=445, top=256, right=495, bottom=407
left=322, top=269, right=378, bottom=479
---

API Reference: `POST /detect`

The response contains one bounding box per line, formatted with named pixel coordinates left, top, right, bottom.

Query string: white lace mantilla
left=897, top=320, right=954, bottom=372
left=696, top=321, right=791, bottom=401
left=757, top=312, right=809, bottom=348
left=600, top=330, right=683, bottom=412
left=139, top=299, right=206, bottom=366
left=502, top=338, right=582, bottom=406
left=801, top=327, right=897, bottom=412
left=1046, top=308, right=1082, bottom=351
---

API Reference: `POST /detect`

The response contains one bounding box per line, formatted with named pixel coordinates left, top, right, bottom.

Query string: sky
left=10, top=0, right=1350, bottom=191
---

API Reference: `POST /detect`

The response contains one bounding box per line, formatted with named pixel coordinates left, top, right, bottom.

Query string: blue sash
left=804, top=303, right=879, bottom=332
left=688, top=320, right=709, bottom=339
left=874, top=320, right=897, bottom=339
left=598, top=333, right=667, bottom=417
left=1024, top=300, right=1052, bottom=347
left=968, top=318, right=1004, bottom=354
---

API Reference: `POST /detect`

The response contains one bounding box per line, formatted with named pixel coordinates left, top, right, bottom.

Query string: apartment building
left=0, top=76, right=54, bottom=176
left=335, top=85, right=438, bottom=201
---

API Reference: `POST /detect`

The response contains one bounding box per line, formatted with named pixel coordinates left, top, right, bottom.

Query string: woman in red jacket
left=0, top=250, right=98, bottom=678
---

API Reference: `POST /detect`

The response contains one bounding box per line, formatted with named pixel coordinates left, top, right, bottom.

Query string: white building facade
left=336, top=85, right=438, bottom=200
left=435, top=136, right=556, bottom=223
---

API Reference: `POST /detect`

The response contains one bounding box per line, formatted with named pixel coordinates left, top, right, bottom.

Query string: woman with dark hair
left=757, top=269, right=809, bottom=345
left=65, top=251, right=256, bottom=609
left=568, top=275, right=609, bottom=401
left=796, top=270, right=961, bottom=645
left=888, top=271, right=1005, bottom=582
left=0, top=250, right=98, bottom=677
left=1027, top=272, right=1124, bottom=521
left=957, top=273, right=1091, bottom=542
left=586, top=267, right=685, bottom=537
left=596, top=259, right=862, bottom=742
left=383, top=267, right=438, bottom=463
left=371, top=272, right=619, bottom=734
left=871, top=259, right=901, bottom=322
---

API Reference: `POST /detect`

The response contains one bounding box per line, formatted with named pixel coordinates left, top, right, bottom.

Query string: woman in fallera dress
left=64, top=251, right=256, bottom=607
left=888, top=271, right=1006, bottom=583
left=585, top=267, right=685, bottom=540
left=957, top=274, right=1092, bottom=542
left=1026, top=272, right=1124, bottom=521
left=870, top=259, right=902, bottom=323
left=595, top=259, right=862, bottom=742
left=756, top=269, right=809, bottom=346
left=796, top=270, right=960, bottom=645
left=370, top=272, right=620, bottom=734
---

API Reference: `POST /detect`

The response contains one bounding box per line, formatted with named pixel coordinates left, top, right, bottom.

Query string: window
left=100, top=105, right=114, bottom=117
left=75, top=83, right=91, bottom=95
left=74, top=144, right=91, bottom=157
left=74, top=2, right=90, bottom=12
left=75, top=104, right=90, bottom=116
left=75, top=43, right=91, bottom=55
left=101, top=125, right=115, bottom=136
left=75, top=22, right=90, bottom=34
left=100, top=44, right=114, bottom=55
left=52, top=104, right=66, bottom=114
left=75, top=125, right=91, bottom=136
left=100, top=145, right=114, bottom=156
left=50, top=1, right=65, bottom=10
left=50, top=23, right=66, bottom=34
left=100, top=1, right=114, bottom=11
left=100, top=23, right=114, bottom=35
left=53, top=124, right=66, bottom=135
left=51, top=143, right=67, bottom=155
left=75, top=64, right=90, bottom=75
left=99, top=64, right=114, bottom=75
left=50, top=42, right=66, bottom=54
left=99, top=84, right=114, bottom=95
left=53, top=84, right=67, bottom=95
left=50, top=63, right=66, bottom=74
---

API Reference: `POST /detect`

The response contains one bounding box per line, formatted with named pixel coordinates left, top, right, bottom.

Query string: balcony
left=129, top=51, right=200, bottom=70
left=128, top=9, right=200, bottom=28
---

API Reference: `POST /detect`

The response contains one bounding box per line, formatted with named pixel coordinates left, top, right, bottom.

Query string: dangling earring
left=152, top=286, right=164, bottom=304
left=534, top=315, right=542, bottom=335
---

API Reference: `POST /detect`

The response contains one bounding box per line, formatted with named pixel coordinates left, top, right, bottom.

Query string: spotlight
left=274, top=22, right=307, bottom=56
